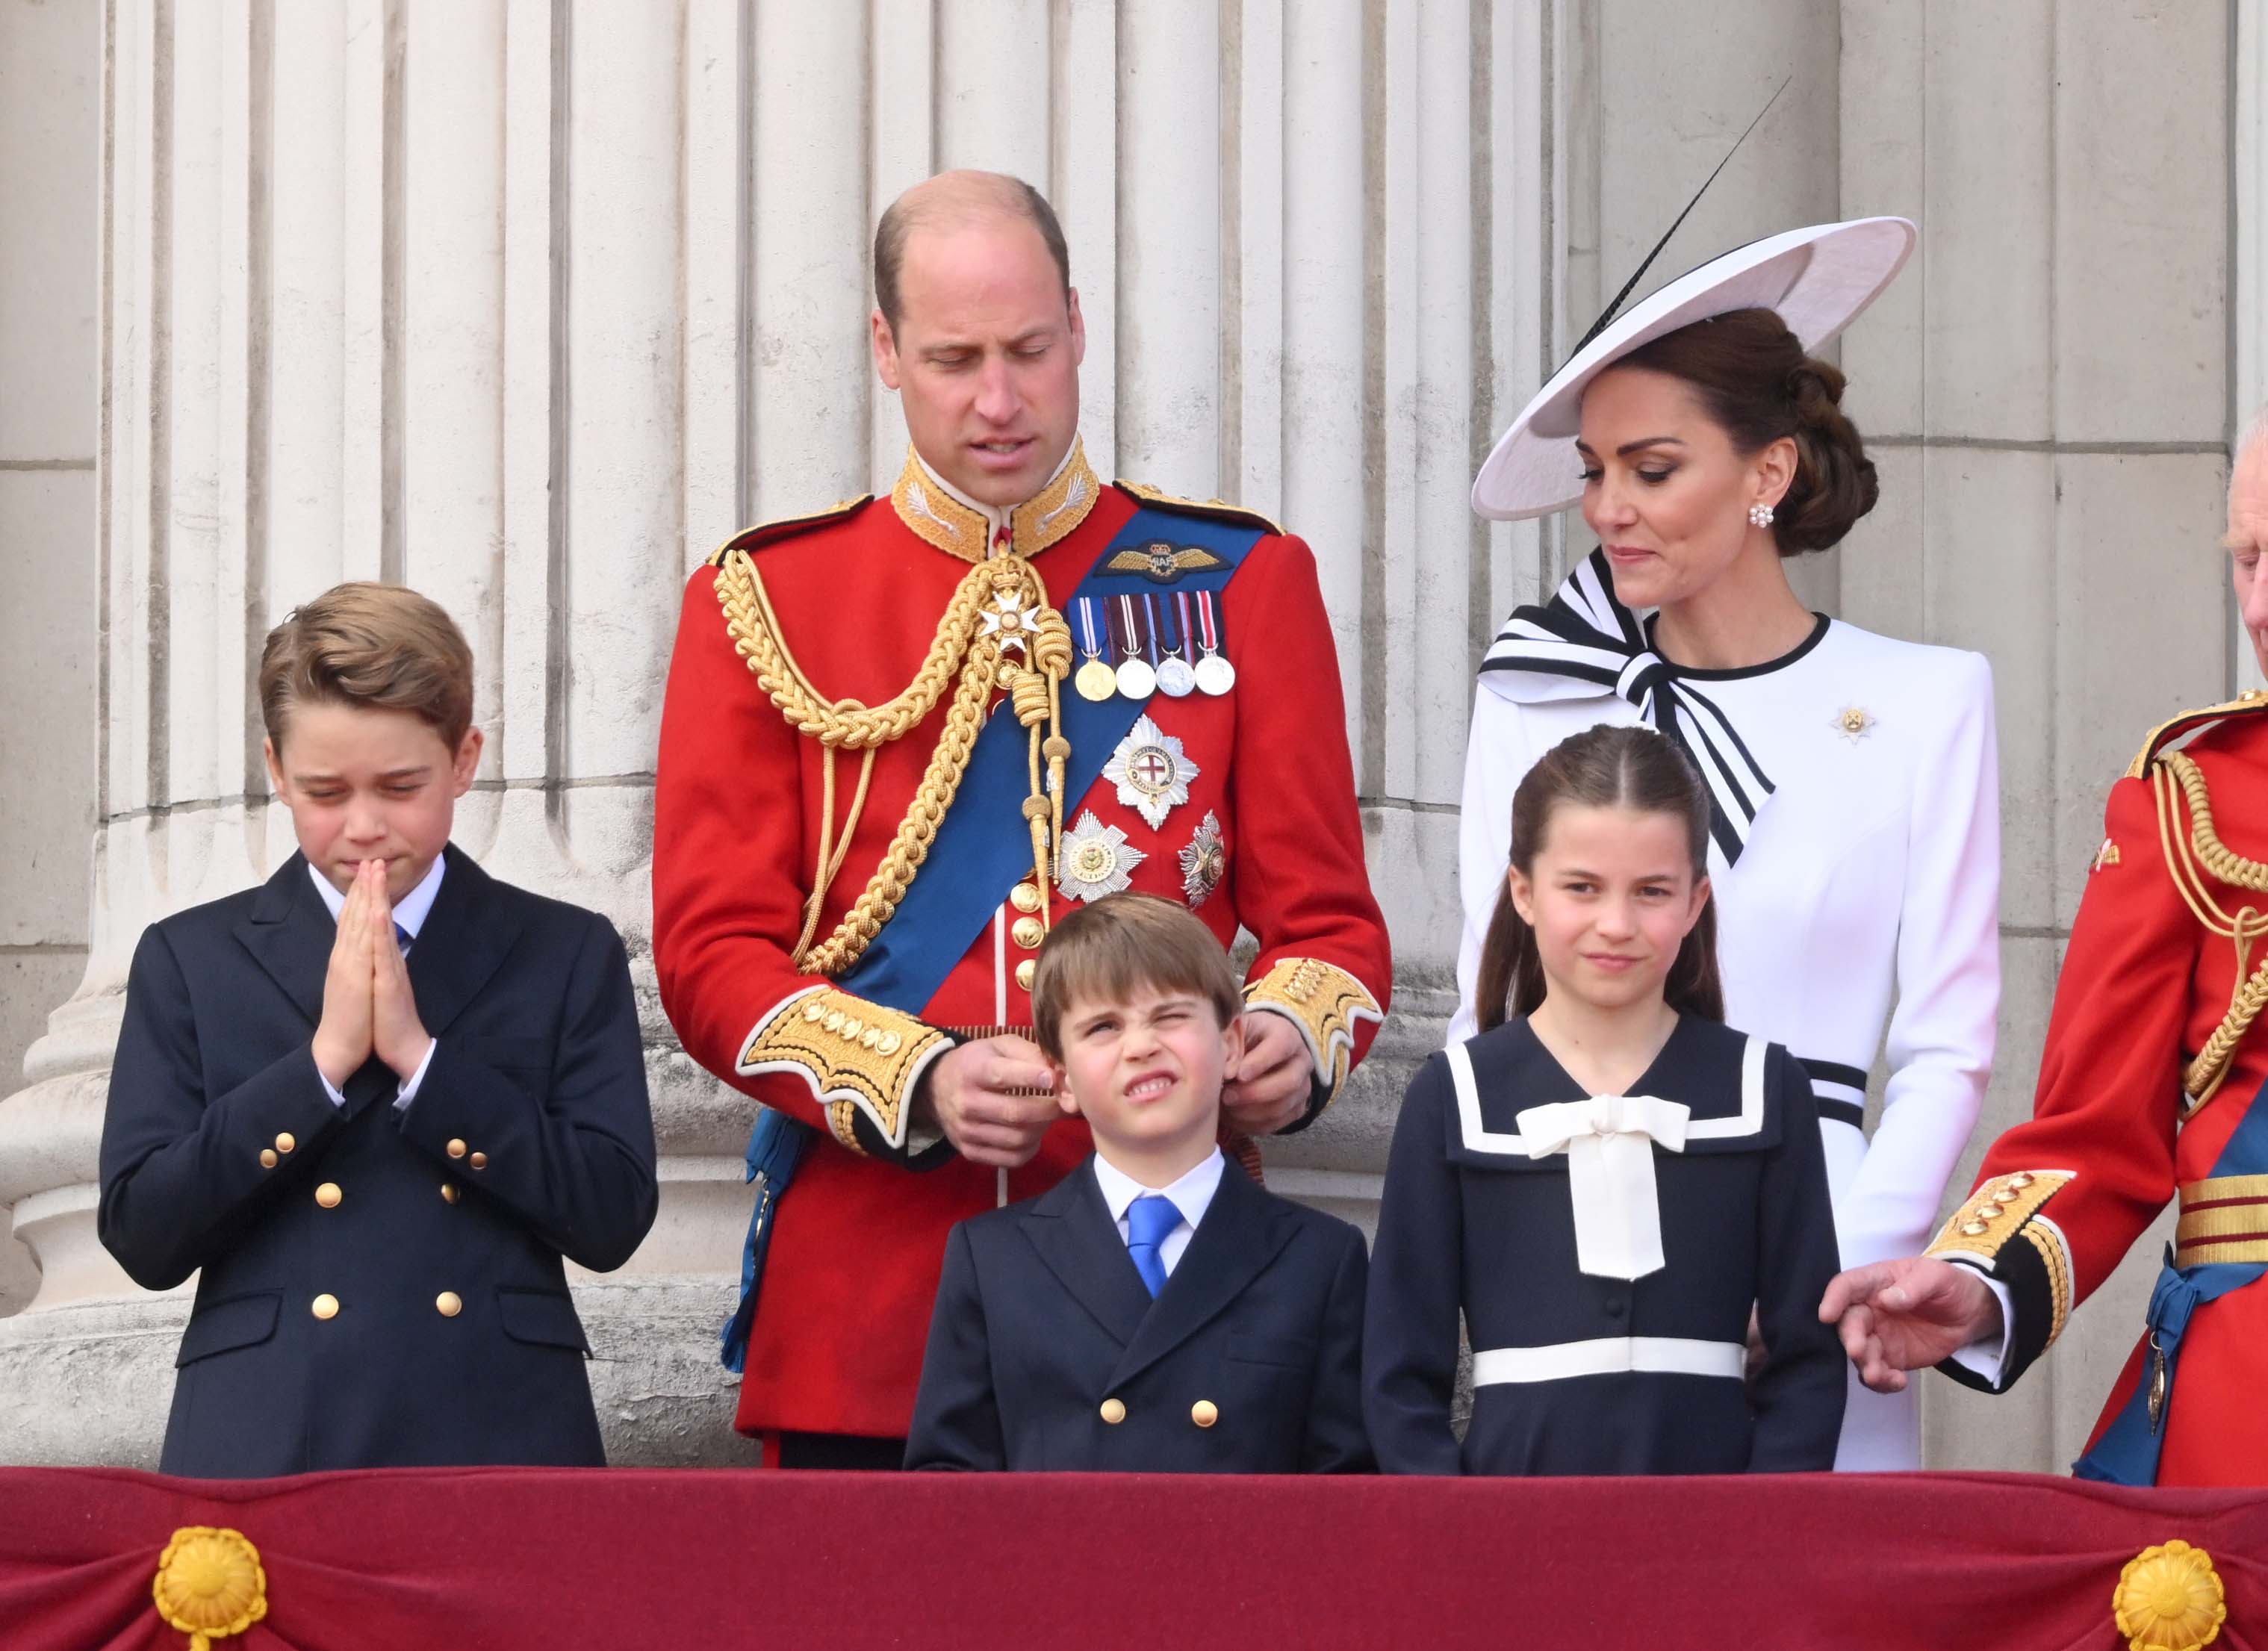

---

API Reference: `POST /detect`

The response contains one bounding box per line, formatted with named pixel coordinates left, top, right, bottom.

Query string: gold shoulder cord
left=713, top=547, right=1072, bottom=977
left=2152, top=750, right=2268, bottom=1116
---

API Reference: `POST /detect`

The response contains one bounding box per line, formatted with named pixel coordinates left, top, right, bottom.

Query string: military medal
left=1153, top=593, right=1196, bottom=697
left=1058, top=809, right=1145, bottom=902
left=1192, top=590, right=1235, bottom=695
left=979, top=588, right=1042, bottom=656
left=1104, top=714, right=1199, bottom=830
left=1072, top=597, right=1117, bottom=701
left=2149, top=1332, right=2169, bottom=1434
left=1179, top=809, right=1225, bottom=907
left=1112, top=594, right=1157, bottom=700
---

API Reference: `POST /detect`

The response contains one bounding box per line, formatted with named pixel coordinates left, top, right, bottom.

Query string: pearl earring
left=1748, top=502, right=1775, bottom=529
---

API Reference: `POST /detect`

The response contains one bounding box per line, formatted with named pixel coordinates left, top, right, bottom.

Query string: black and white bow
left=1479, top=550, right=1774, bottom=867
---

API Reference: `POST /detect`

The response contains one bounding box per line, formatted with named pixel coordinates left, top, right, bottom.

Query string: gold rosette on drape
left=2113, top=1540, right=2225, bottom=1651
left=152, top=1526, right=267, bottom=1650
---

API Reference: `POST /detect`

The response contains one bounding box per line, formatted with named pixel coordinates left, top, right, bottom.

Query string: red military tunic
left=1930, top=696, right=2268, bottom=1484
left=653, top=443, right=1391, bottom=1440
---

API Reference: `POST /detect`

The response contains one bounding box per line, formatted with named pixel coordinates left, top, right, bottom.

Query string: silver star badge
left=979, top=589, right=1042, bottom=654
left=1179, top=811, right=1225, bottom=908
left=1830, top=705, right=1877, bottom=744
left=1102, top=714, right=1199, bottom=830
left=1058, top=809, right=1145, bottom=903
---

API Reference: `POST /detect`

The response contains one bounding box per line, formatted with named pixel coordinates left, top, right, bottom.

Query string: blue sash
left=721, top=506, right=1265, bottom=1372
left=2072, top=1075, right=2268, bottom=1484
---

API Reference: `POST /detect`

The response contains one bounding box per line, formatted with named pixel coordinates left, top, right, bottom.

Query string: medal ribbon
left=1170, top=591, right=1196, bottom=663
left=1077, top=597, right=1105, bottom=661
left=1140, top=594, right=1164, bottom=666
left=1116, top=594, right=1145, bottom=662
left=1196, top=590, right=1223, bottom=653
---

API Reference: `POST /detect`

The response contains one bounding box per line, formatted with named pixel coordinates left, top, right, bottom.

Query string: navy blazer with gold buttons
left=904, top=1152, right=1372, bottom=1473
left=98, top=844, right=657, bottom=1478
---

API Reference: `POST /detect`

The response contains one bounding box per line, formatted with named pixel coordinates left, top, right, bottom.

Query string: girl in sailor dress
left=1453, top=221, right=1999, bottom=1470
left=1364, top=724, right=1847, bottom=1474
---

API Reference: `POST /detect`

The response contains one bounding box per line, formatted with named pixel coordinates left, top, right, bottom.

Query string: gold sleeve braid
left=2152, top=750, right=2268, bottom=1116
left=1244, top=958, right=1383, bottom=1101
left=737, top=986, right=952, bottom=1154
left=1925, top=1169, right=2077, bottom=1348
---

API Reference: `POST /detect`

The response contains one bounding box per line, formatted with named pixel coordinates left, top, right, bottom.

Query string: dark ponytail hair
left=1614, top=305, right=1877, bottom=554
left=1473, top=724, right=1724, bottom=1031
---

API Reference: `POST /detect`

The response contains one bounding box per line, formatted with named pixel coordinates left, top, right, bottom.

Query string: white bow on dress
left=1514, top=1093, right=1693, bottom=1281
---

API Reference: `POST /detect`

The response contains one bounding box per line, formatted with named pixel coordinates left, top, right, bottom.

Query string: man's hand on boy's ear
left=916, top=1036, right=1057, bottom=1169
left=367, top=866, right=433, bottom=1083
left=313, top=859, right=379, bottom=1088
left=1220, top=1011, right=1312, bottom=1137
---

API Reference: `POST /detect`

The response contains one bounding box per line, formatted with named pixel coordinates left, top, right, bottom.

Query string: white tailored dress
left=1451, top=550, right=2001, bottom=1471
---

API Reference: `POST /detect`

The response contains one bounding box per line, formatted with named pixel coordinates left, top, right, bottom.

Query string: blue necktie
left=1125, top=1194, right=1181, bottom=1299
left=394, top=922, right=413, bottom=960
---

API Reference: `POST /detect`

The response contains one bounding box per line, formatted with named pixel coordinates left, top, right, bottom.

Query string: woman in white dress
left=1454, top=220, right=2000, bottom=1470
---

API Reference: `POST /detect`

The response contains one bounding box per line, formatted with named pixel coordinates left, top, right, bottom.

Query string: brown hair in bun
left=1612, top=305, right=1878, bottom=555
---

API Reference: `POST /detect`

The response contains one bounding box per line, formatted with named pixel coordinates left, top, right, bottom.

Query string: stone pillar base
left=0, top=1275, right=756, bottom=1470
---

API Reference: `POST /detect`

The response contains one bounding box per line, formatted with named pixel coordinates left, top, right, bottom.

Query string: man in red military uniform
left=1821, top=433, right=2268, bottom=1485
left=653, top=171, right=1391, bottom=1464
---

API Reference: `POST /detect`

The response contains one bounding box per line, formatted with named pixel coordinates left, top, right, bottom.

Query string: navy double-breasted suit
left=904, top=1154, right=1372, bottom=1473
left=97, top=845, right=658, bottom=1477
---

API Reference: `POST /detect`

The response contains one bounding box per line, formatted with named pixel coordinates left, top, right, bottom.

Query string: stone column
left=0, top=0, right=102, bottom=1319
left=2239, top=0, right=2267, bottom=696
left=0, top=0, right=1555, bottom=1466
left=1551, top=0, right=2231, bottom=1473
left=1839, top=0, right=2231, bottom=1473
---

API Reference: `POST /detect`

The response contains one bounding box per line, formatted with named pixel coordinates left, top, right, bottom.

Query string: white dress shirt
left=1090, top=1146, right=1225, bottom=1280
left=308, top=855, right=444, bottom=1111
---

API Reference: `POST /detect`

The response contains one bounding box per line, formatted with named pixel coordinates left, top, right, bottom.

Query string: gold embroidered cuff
left=736, top=986, right=951, bottom=1155
left=1927, top=1168, right=2077, bottom=1346
left=1243, top=957, right=1383, bottom=1101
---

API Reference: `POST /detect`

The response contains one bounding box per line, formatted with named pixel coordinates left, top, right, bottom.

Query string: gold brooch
left=2113, top=1540, right=2224, bottom=1651
left=1830, top=705, right=1876, bottom=743
left=152, top=1526, right=268, bottom=1650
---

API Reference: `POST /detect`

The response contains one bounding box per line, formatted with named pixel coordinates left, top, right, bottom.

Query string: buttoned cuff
left=736, top=985, right=953, bottom=1159
left=1927, top=1170, right=2075, bottom=1394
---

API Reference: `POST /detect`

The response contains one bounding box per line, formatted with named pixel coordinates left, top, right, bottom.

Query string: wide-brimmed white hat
left=1471, top=216, right=1917, bottom=522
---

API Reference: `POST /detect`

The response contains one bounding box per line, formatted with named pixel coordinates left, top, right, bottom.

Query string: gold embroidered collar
left=890, top=441, right=1099, bottom=562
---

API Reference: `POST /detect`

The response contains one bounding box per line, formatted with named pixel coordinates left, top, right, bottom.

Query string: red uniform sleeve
left=652, top=566, right=951, bottom=1163
left=1933, top=768, right=2197, bottom=1390
left=1226, top=534, right=1393, bottom=1116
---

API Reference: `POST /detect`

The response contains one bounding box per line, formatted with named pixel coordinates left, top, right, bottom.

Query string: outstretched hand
left=1819, top=1256, right=2002, bottom=1393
